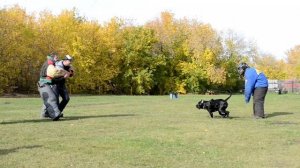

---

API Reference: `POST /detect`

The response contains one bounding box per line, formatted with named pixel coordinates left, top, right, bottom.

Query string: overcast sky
left=1, top=0, right=300, bottom=59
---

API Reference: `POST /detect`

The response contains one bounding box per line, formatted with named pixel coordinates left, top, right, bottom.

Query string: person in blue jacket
left=237, top=63, right=268, bottom=118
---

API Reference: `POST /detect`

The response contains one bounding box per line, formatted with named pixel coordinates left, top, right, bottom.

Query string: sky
left=1, top=0, right=300, bottom=59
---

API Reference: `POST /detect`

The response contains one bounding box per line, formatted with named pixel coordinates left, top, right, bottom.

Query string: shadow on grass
left=228, top=116, right=242, bottom=119
left=204, top=116, right=242, bottom=119
left=0, top=145, right=42, bottom=156
left=62, top=114, right=135, bottom=121
left=0, top=114, right=135, bottom=125
left=269, top=121, right=298, bottom=125
left=266, top=112, right=293, bottom=118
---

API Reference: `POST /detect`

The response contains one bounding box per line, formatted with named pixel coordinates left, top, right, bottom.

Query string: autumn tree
left=179, top=20, right=224, bottom=93
left=146, top=12, right=190, bottom=94
left=1, top=7, right=293, bottom=95
left=117, top=26, right=158, bottom=95
left=219, top=30, right=259, bottom=90
left=286, top=45, right=300, bottom=79
left=0, top=6, right=40, bottom=94
left=71, top=18, right=123, bottom=94
left=254, top=54, right=287, bottom=80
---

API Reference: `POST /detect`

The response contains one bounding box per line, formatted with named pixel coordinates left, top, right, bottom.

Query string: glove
left=69, top=70, right=74, bottom=77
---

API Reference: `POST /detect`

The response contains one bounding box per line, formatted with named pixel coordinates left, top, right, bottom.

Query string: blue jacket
left=244, top=67, right=268, bottom=103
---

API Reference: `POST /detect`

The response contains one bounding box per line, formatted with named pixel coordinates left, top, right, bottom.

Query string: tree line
left=1, top=6, right=299, bottom=95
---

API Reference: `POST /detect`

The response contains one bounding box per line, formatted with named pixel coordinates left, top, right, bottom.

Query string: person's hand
left=69, top=70, right=74, bottom=77
left=64, top=72, right=70, bottom=78
left=245, top=98, right=250, bottom=104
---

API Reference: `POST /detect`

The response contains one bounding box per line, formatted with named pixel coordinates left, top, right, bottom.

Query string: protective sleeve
left=244, top=69, right=258, bottom=103
left=47, top=64, right=69, bottom=78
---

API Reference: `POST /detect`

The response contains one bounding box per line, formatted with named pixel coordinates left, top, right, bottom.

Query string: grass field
left=0, top=94, right=300, bottom=168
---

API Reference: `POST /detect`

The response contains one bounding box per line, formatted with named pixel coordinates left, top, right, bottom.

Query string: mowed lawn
left=0, top=94, right=300, bottom=168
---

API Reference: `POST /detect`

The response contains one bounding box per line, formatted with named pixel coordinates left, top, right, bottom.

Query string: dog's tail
left=225, top=90, right=232, bottom=101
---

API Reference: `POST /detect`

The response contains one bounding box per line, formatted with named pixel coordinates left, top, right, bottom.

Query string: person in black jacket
left=52, top=55, right=74, bottom=117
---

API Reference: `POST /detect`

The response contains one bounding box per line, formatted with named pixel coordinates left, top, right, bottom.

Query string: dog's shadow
left=208, top=116, right=241, bottom=119
left=266, top=112, right=293, bottom=118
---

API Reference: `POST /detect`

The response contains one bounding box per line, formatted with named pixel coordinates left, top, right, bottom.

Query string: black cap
left=237, top=63, right=249, bottom=77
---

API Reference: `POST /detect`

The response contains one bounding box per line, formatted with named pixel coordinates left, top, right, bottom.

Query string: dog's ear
left=200, top=100, right=203, bottom=103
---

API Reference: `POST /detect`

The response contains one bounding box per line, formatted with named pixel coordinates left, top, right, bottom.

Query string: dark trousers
left=253, top=87, right=268, bottom=117
left=41, top=84, right=70, bottom=116
left=54, top=84, right=70, bottom=113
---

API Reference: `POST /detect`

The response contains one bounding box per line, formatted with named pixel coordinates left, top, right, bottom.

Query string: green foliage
left=119, top=26, right=157, bottom=95
left=1, top=7, right=289, bottom=95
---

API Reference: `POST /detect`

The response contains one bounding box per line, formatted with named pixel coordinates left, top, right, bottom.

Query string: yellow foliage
left=255, top=55, right=287, bottom=80
left=176, top=82, right=186, bottom=94
left=206, top=66, right=226, bottom=84
left=286, top=45, right=300, bottom=79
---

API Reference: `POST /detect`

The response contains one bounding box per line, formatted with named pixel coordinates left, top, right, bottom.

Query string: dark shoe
left=253, top=115, right=265, bottom=119
left=52, top=112, right=61, bottom=121
left=41, top=112, right=50, bottom=119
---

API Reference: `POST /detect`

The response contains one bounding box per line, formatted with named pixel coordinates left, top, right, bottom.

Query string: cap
left=237, top=62, right=249, bottom=77
left=48, top=52, right=58, bottom=57
left=63, top=55, right=73, bottom=61
left=47, top=52, right=58, bottom=62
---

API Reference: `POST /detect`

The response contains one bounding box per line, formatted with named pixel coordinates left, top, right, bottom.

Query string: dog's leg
left=218, top=110, right=225, bottom=117
left=219, top=110, right=229, bottom=118
left=209, top=112, right=213, bottom=118
left=225, top=111, right=230, bottom=117
left=222, top=110, right=230, bottom=118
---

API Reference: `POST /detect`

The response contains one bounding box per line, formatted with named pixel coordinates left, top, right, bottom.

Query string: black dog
left=196, top=91, right=232, bottom=118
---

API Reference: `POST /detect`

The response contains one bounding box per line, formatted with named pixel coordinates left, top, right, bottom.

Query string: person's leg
left=38, top=83, right=48, bottom=118
left=40, top=84, right=59, bottom=118
left=38, top=84, right=61, bottom=120
left=58, top=85, right=70, bottom=113
left=51, top=84, right=59, bottom=106
left=41, top=104, right=49, bottom=118
left=253, top=87, right=268, bottom=118
left=38, top=84, right=49, bottom=118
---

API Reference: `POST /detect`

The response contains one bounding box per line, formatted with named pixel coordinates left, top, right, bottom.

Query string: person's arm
left=244, top=69, right=257, bottom=103
left=47, top=64, right=69, bottom=78
left=63, top=65, right=74, bottom=77
left=69, top=66, right=74, bottom=77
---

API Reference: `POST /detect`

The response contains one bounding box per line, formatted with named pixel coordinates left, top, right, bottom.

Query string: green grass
left=0, top=94, right=300, bottom=168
